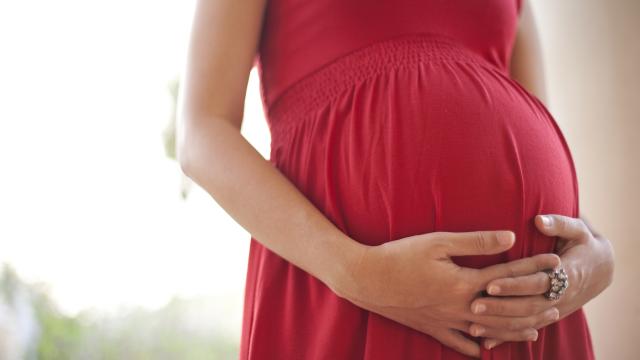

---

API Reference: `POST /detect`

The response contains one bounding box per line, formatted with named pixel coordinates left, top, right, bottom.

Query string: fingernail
left=488, top=285, right=500, bottom=295
left=527, top=331, right=539, bottom=341
left=472, top=325, right=485, bottom=336
left=485, top=340, right=497, bottom=350
left=473, top=303, right=486, bottom=314
left=541, top=215, right=551, bottom=227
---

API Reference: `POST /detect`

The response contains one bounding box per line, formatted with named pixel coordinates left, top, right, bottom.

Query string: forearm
left=509, top=0, right=548, bottom=105
left=578, top=215, right=614, bottom=287
left=178, top=115, right=366, bottom=297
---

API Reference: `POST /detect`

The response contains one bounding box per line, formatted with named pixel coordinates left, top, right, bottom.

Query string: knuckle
left=558, top=217, right=570, bottom=232
left=534, top=254, right=558, bottom=272
left=451, top=282, right=472, bottom=295
left=490, top=301, right=504, bottom=314
left=453, top=280, right=472, bottom=296
left=537, top=274, right=550, bottom=291
left=499, top=278, right=515, bottom=292
left=530, top=257, right=543, bottom=272
left=576, top=219, right=588, bottom=231
left=536, top=302, right=550, bottom=315
left=512, top=329, right=531, bottom=341
left=550, top=253, right=562, bottom=266
left=475, top=232, right=488, bottom=250
left=496, top=263, right=516, bottom=279
left=432, top=240, right=450, bottom=255
left=577, top=221, right=590, bottom=239
left=431, top=232, right=450, bottom=244
left=526, top=314, right=540, bottom=328
left=524, top=316, right=539, bottom=330
left=428, top=233, right=449, bottom=248
left=534, top=253, right=550, bottom=267
left=526, top=303, right=539, bottom=315
left=512, top=283, right=527, bottom=296
left=507, top=319, right=522, bottom=331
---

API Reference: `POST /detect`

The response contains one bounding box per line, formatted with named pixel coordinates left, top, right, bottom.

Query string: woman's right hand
left=335, top=230, right=561, bottom=358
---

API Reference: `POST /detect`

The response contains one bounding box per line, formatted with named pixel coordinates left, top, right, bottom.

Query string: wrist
left=597, top=236, right=615, bottom=290
left=558, top=236, right=615, bottom=314
left=326, top=236, right=370, bottom=301
left=580, top=236, right=615, bottom=296
left=588, top=236, right=615, bottom=298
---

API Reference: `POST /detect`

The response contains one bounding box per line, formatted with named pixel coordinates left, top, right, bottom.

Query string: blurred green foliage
left=163, top=77, right=180, bottom=162
left=35, top=294, right=83, bottom=359
left=1, top=263, right=239, bottom=360
left=162, top=77, right=193, bottom=200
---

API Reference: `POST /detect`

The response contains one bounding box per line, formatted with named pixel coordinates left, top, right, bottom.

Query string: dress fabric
left=240, top=0, right=595, bottom=359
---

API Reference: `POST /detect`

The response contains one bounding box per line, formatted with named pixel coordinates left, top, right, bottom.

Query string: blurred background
left=0, top=0, right=637, bottom=359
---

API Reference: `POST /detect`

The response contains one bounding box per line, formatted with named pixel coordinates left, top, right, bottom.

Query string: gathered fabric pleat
left=240, top=32, right=594, bottom=360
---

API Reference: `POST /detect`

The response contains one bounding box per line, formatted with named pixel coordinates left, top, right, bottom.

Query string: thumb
left=440, top=230, right=515, bottom=257
left=535, top=214, right=589, bottom=242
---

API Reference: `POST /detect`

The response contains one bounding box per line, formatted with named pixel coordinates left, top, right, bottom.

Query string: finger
left=434, top=328, right=481, bottom=358
left=536, top=214, right=589, bottom=242
left=471, top=295, right=558, bottom=317
left=469, top=306, right=558, bottom=350
left=446, top=320, right=475, bottom=335
left=477, top=306, right=563, bottom=349
left=422, top=318, right=474, bottom=335
left=469, top=323, right=538, bottom=342
left=468, top=306, right=560, bottom=331
left=485, top=271, right=552, bottom=296
left=483, top=338, right=504, bottom=350
left=439, top=230, right=515, bottom=257
left=474, top=253, right=561, bottom=291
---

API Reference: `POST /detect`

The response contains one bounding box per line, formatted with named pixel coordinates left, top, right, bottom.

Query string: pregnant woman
left=177, top=0, right=615, bottom=359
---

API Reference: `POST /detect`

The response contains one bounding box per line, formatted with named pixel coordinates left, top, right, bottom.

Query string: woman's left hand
left=467, top=214, right=615, bottom=350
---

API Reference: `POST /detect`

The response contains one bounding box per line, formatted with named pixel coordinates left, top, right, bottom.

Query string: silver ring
left=544, top=267, right=569, bottom=300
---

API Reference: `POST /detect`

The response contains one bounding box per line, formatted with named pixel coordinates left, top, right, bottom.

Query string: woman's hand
left=337, top=230, right=561, bottom=358
left=467, top=214, right=615, bottom=350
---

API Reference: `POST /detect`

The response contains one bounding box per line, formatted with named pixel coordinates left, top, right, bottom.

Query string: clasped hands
left=336, top=214, right=614, bottom=358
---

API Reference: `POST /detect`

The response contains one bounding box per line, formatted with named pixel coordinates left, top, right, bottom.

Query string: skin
left=177, top=0, right=615, bottom=358
left=510, top=0, right=548, bottom=104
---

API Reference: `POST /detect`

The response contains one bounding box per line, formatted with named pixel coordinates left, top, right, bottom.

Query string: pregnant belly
left=267, top=34, right=579, bottom=269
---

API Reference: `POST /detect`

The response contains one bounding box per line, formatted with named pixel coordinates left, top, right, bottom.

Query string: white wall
left=531, top=1, right=640, bottom=358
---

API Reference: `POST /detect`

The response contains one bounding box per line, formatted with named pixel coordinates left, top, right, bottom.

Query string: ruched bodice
left=255, top=0, right=522, bottom=111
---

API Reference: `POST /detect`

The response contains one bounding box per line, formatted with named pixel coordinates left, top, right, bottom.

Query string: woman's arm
left=510, top=0, right=548, bottom=104
left=176, top=0, right=364, bottom=297
left=177, top=1, right=568, bottom=356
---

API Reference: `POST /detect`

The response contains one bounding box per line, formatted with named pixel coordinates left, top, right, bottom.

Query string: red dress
left=241, top=0, right=595, bottom=359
